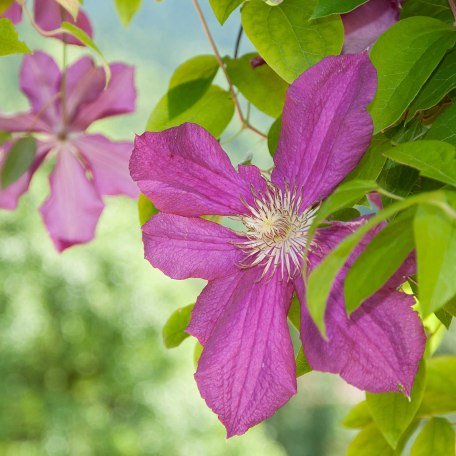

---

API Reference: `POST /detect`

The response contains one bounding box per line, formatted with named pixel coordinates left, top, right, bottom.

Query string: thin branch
left=234, top=26, right=243, bottom=58
left=192, top=0, right=267, bottom=139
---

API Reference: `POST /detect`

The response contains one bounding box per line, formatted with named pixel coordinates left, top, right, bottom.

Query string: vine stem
left=449, top=0, right=456, bottom=23
left=192, top=0, right=267, bottom=139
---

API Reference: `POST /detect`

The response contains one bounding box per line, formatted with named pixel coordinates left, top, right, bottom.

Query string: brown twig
left=192, top=0, right=267, bottom=139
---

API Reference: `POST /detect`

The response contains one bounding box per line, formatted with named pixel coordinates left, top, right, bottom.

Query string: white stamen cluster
left=236, top=184, right=318, bottom=280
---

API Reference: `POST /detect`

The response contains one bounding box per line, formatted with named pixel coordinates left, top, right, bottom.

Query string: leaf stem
left=192, top=0, right=267, bottom=139
left=449, top=0, right=456, bottom=23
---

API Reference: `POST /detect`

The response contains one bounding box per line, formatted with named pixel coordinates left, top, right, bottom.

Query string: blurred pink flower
left=0, top=52, right=138, bottom=251
left=130, top=53, right=425, bottom=436
left=2, top=0, right=93, bottom=46
left=342, top=0, right=402, bottom=53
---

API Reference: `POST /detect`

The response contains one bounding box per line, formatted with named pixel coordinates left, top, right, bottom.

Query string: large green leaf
left=385, top=140, right=456, bottom=187
left=0, top=137, right=36, bottom=189
left=377, top=160, right=419, bottom=205
left=344, top=209, right=415, bottom=313
left=168, top=55, right=219, bottom=117
left=419, top=356, right=456, bottom=415
left=408, top=50, right=456, bottom=120
left=267, top=116, right=281, bottom=156
left=209, top=0, right=244, bottom=24
left=342, top=401, right=373, bottom=429
left=346, top=424, right=395, bottom=456
left=306, top=191, right=446, bottom=332
left=411, top=418, right=455, bottom=456
left=225, top=53, right=288, bottom=118
left=311, top=0, right=368, bottom=18
left=401, top=0, right=454, bottom=24
left=344, top=134, right=390, bottom=182
left=114, top=0, right=142, bottom=26
left=369, top=17, right=456, bottom=133
left=414, top=201, right=456, bottom=317
left=426, top=103, right=456, bottom=146
left=366, top=362, right=426, bottom=449
left=147, top=85, right=235, bottom=138
left=162, top=304, right=194, bottom=349
left=0, top=18, right=30, bottom=57
left=241, top=0, right=343, bottom=83
left=137, top=193, right=158, bottom=226
left=295, top=347, right=312, bottom=377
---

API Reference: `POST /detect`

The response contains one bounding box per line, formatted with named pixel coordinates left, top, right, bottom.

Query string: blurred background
left=0, top=1, right=455, bottom=455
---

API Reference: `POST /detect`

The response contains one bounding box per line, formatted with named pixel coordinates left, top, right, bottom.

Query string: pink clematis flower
left=130, top=53, right=426, bottom=437
left=2, top=0, right=93, bottom=46
left=342, top=0, right=402, bottom=53
left=0, top=51, right=138, bottom=251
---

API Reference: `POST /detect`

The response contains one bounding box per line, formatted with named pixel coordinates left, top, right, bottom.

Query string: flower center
left=236, top=184, right=318, bottom=280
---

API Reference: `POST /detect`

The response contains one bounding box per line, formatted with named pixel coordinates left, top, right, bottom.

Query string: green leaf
left=267, top=116, right=281, bottom=156
left=194, top=341, right=203, bottom=367
left=414, top=201, right=456, bottom=317
left=401, top=0, right=454, bottom=24
left=346, top=424, right=396, bottom=456
left=0, top=18, right=30, bottom=57
left=312, top=0, right=368, bottom=18
left=408, top=50, right=456, bottom=120
left=0, top=137, right=36, bottom=189
left=61, top=22, right=111, bottom=84
left=0, top=0, right=14, bottom=15
left=225, top=53, right=288, bottom=118
left=137, top=193, right=158, bottom=226
left=162, top=304, right=194, bottom=349
left=344, top=209, right=415, bottom=313
left=168, top=55, right=219, bottom=118
left=369, top=17, right=456, bottom=133
left=147, top=85, right=235, bottom=138
left=241, top=0, right=343, bottom=83
left=344, top=134, right=390, bottom=182
left=419, top=356, right=456, bottom=415
left=0, top=131, right=11, bottom=146
left=411, top=418, right=455, bottom=456
left=434, top=308, right=452, bottom=329
left=426, top=103, right=456, bottom=146
left=295, top=347, right=312, bottom=377
left=384, top=140, right=456, bottom=187
left=366, top=361, right=426, bottom=449
left=306, top=191, right=445, bottom=332
left=445, top=299, right=456, bottom=317
left=114, top=0, right=143, bottom=26
left=342, top=401, right=372, bottom=429
left=209, top=0, right=244, bottom=24
left=288, top=295, right=300, bottom=330
left=386, top=118, right=428, bottom=145
left=377, top=160, right=419, bottom=205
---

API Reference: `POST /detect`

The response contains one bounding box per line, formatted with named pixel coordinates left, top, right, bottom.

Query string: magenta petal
left=34, top=0, right=93, bottom=46
left=296, top=278, right=425, bottom=395
left=0, top=141, right=49, bottom=209
left=64, top=57, right=105, bottom=122
left=187, top=273, right=245, bottom=345
left=40, top=146, right=104, bottom=252
left=142, top=213, right=242, bottom=280
left=20, top=52, right=61, bottom=128
left=130, top=124, right=253, bottom=216
left=272, top=54, right=377, bottom=208
left=2, top=3, right=22, bottom=23
left=342, top=0, right=400, bottom=54
left=195, top=269, right=296, bottom=437
left=238, top=164, right=269, bottom=195
left=73, top=63, right=136, bottom=129
left=74, top=134, right=138, bottom=198
left=0, top=112, right=51, bottom=133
